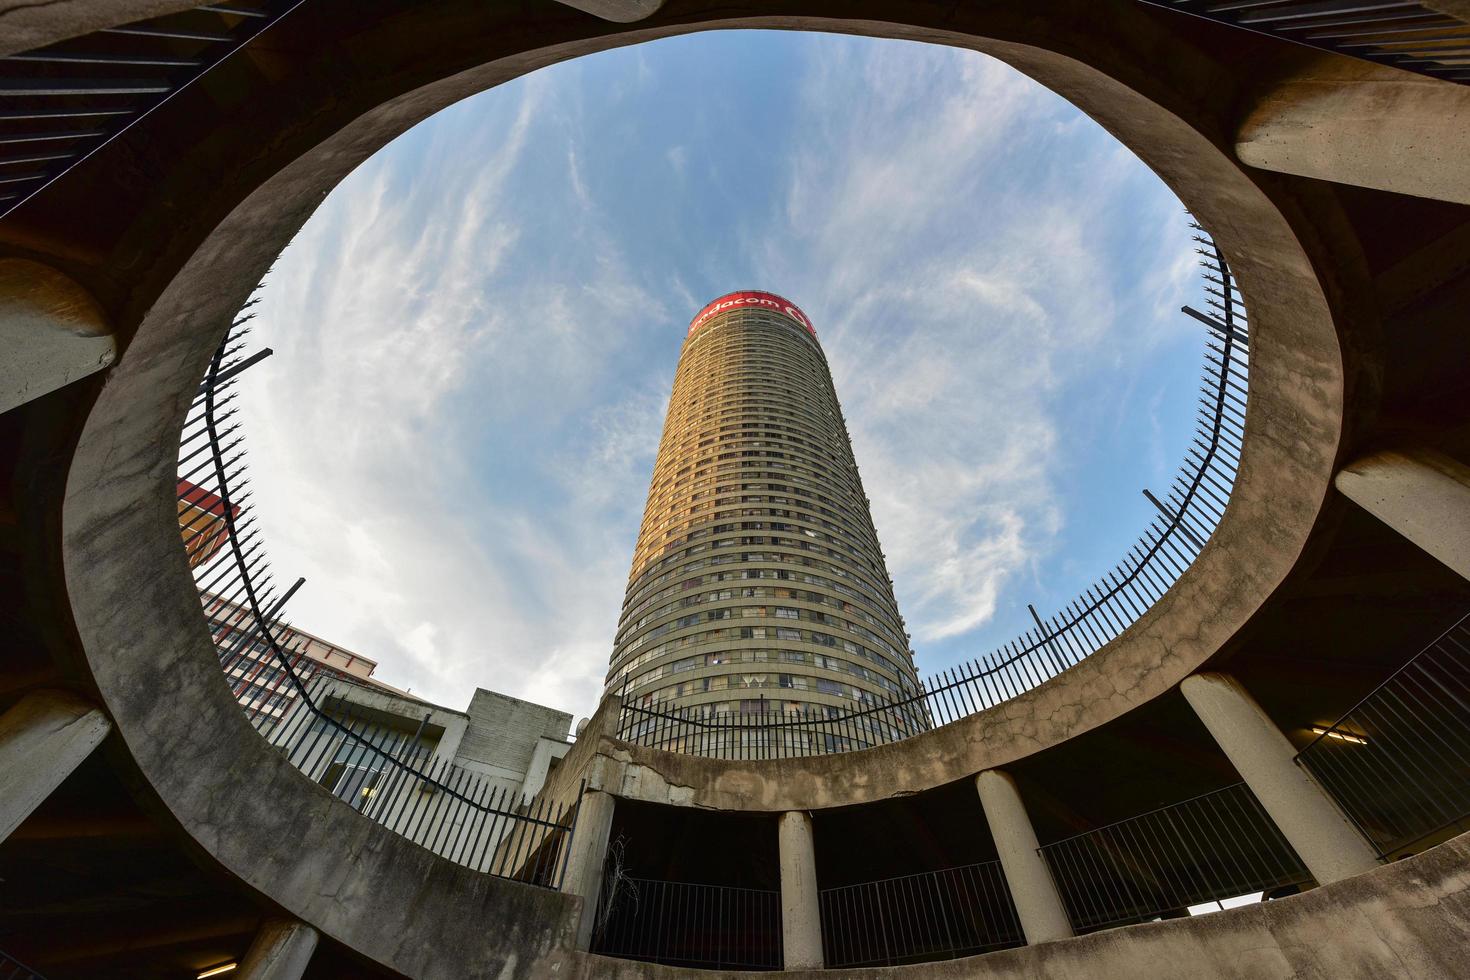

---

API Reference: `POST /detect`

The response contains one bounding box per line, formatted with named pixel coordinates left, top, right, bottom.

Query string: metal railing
left=592, top=876, right=783, bottom=970
left=819, top=861, right=1023, bottom=968
left=1296, top=612, right=1470, bottom=857
left=176, top=308, right=580, bottom=888
left=619, top=223, right=1248, bottom=760
left=0, top=2, right=307, bottom=221
left=1038, top=782, right=1310, bottom=931
left=1139, top=1, right=1470, bottom=85
left=0, top=951, right=45, bottom=980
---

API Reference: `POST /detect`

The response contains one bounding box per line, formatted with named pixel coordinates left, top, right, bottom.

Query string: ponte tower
left=607, top=291, right=923, bottom=751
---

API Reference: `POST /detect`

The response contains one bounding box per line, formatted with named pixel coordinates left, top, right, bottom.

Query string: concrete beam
left=0, top=259, right=114, bottom=415
left=550, top=0, right=665, bottom=23
left=0, top=689, right=111, bottom=843
left=1236, top=69, right=1470, bottom=206
left=975, top=770, right=1074, bottom=945
left=237, top=918, right=318, bottom=980
left=562, top=789, right=616, bottom=950
left=1182, top=673, right=1380, bottom=884
left=778, top=810, right=823, bottom=969
left=1421, top=2, right=1470, bottom=20
left=1335, top=448, right=1470, bottom=581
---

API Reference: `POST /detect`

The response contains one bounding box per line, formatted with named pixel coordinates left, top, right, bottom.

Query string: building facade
left=204, top=592, right=396, bottom=726
left=607, top=291, right=924, bottom=747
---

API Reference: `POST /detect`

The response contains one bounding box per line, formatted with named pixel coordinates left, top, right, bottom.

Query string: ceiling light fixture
left=197, top=963, right=238, bottom=978
left=1311, top=726, right=1367, bottom=745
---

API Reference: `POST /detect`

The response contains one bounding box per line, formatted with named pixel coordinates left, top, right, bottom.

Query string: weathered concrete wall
left=458, top=688, right=573, bottom=777
left=574, top=829, right=1470, bottom=979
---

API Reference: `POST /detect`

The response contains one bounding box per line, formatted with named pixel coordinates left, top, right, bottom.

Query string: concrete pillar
left=237, top=918, right=318, bottom=980
left=1335, top=448, right=1470, bottom=582
left=778, top=810, right=823, bottom=969
left=1235, top=70, right=1470, bottom=206
left=1182, top=672, right=1380, bottom=884
left=0, top=689, right=112, bottom=843
left=975, top=769, right=1074, bottom=944
left=0, top=258, right=114, bottom=414
left=550, top=0, right=666, bottom=22
left=561, top=789, right=616, bottom=950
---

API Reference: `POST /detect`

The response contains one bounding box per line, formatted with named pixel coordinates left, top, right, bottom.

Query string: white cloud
left=758, top=37, right=1181, bottom=651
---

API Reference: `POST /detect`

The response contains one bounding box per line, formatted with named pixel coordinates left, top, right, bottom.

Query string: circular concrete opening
left=53, top=4, right=1346, bottom=970
left=217, top=31, right=1246, bottom=729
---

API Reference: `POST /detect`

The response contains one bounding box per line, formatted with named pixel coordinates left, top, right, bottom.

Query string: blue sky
left=240, top=31, right=1206, bottom=720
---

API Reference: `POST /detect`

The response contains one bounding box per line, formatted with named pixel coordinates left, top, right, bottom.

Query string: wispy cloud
left=756, top=38, right=1191, bottom=652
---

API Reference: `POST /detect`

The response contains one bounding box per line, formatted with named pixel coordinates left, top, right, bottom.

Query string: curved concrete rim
left=56, top=5, right=1345, bottom=972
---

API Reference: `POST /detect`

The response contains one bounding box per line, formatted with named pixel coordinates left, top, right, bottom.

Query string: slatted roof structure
left=1142, top=1, right=1470, bottom=84
left=0, top=2, right=302, bottom=220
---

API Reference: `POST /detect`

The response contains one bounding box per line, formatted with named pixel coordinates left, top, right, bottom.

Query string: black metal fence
left=0, top=951, right=44, bottom=980
left=592, top=876, right=783, bottom=970
left=1038, top=782, right=1310, bottom=931
left=1296, top=613, right=1470, bottom=857
left=619, top=224, right=1248, bottom=760
left=1140, top=1, right=1470, bottom=86
left=819, top=861, right=1023, bottom=968
left=176, top=308, right=580, bottom=888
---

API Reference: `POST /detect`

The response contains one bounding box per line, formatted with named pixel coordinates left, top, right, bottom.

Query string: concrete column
left=975, top=769, right=1074, bottom=944
left=237, top=918, right=318, bottom=980
left=1182, top=672, right=1380, bottom=884
left=550, top=0, right=666, bottom=22
left=1235, top=70, right=1470, bottom=206
left=1335, top=448, right=1470, bottom=582
left=778, top=810, right=823, bottom=969
left=0, top=258, right=114, bottom=414
left=561, top=789, right=616, bottom=950
left=0, top=689, right=112, bottom=843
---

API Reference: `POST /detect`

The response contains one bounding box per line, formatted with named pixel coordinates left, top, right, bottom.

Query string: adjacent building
left=607, top=290, right=924, bottom=749
left=204, top=594, right=574, bottom=808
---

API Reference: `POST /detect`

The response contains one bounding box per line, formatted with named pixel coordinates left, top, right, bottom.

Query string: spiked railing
left=176, top=299, right=581, bottom=889
left=619, top=222, right=1249, bottom=759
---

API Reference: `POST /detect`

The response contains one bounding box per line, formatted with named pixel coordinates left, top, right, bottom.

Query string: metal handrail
left=592, top=875, right=783, bottom=970
left=619, top=221, right=1248, bottom=759
left=1036, top=781, right=1309, bottom=931
left=1295, top=612, right=1470, bottom=856
left=819, top=859, right=1022, bottom=967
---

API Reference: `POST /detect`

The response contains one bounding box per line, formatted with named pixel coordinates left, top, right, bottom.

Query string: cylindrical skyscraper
left=608, top=291, right=923, bottom=752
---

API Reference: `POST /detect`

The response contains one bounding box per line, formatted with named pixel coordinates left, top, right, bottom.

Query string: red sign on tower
left=687, top=291, right=816, bottom=338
